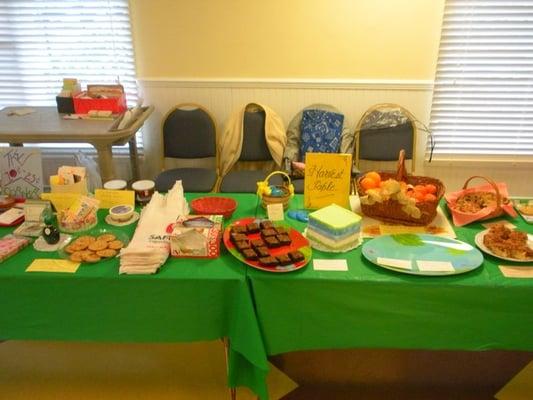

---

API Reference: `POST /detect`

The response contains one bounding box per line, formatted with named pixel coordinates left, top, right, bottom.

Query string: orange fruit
left=365, top=171, right=381, bottom=185
left=413, top=191, right=426, bottom=202
left=360, top=177, right=378, bottom=190
left=424, top=193, right=437, bottom=202
left=425, top=184, right=437, bottom=194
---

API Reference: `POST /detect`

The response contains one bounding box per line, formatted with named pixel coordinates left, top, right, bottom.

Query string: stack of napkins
left=119, top=181, right=189, bottom=274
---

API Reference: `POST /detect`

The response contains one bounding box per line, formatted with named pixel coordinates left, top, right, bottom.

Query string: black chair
left=154, top=103, right=218, bottom=192
left=219, top=106, right=284, bottom=193
left=354, top=103, right=418, bottom=174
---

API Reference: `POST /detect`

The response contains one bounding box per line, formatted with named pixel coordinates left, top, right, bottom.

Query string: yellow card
left=40, top=192, right=81, bottom=212
left=26, top=259, right=80, bottom=273
left=304, top=153, right=352, bottom=209
left=94, top=189, right=135, bottom=209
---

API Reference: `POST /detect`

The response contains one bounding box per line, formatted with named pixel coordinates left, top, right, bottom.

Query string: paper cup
left=103, top=179, right=127, bottom=190
left=131, top=180, right=155, bottom=206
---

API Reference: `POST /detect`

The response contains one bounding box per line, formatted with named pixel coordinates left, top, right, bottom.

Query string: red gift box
left=73, top=91, right=127, bottom=114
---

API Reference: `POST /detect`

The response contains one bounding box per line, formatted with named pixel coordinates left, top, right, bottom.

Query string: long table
left=1, top=193, right=532, bottom=400
left=247, top=195, right=533, bottom=356
left=0, top=193, right=268, bottom=400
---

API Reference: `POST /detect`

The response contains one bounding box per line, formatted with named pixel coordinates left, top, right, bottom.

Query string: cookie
left=69, top=251, right=85, bottom=262
left=96, top=248, right=117, bottom=258
left=82, top=252, right=101, bottom=263
left=98, top=233, right=116, bottom=242
left=107, top=240, right=124, bottom=250
left=88, top=240, right=108, bottom=251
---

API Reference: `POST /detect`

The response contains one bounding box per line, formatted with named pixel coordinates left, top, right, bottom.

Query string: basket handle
left=264, top=170, right=292, bottom=186
left=462, top=175, right=503, bottom=208
left=395, top=149, right=407, bottom=182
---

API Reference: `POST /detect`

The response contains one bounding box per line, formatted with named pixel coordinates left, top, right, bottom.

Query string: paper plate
left=475, top=229, right=533, bottom=263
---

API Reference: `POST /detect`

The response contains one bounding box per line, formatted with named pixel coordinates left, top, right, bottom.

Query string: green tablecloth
left=248, top=195, right=533, bottom=355
left=0, top=193, right=269, bottom=400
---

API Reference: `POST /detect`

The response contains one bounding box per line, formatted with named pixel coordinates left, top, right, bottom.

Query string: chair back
left=239, top=109, right=272, bottom=161
left=354, top=103, right=417, bottom=173
left=162, top=103, right=216, bottom=159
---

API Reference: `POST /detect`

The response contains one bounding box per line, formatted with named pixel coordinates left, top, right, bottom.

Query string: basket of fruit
left=356, top=150, right=445, bottom=226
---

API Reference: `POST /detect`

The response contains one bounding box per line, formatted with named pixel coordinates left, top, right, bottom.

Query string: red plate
left=223, top=217, right=311, bottom=273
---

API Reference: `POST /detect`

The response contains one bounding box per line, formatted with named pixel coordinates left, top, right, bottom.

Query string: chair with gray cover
left=354, top=103, right=418, bottom=174
left=154, top=103, right=218, bottom=192
left=219, top=106, right=285, bottom=192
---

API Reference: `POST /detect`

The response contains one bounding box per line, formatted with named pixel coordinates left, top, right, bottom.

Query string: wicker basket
left=452, top=176, right=509, bottom=221
left=257, top=171, right=294, bottom=210
left=356, top=150, right=445, bottom=226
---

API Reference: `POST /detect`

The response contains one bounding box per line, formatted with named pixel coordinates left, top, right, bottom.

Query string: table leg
left=94, top=144, right=115, bottom=183
left=128, top=136, right=140, bottom=182
left=222, top=338, right=237, bottom=400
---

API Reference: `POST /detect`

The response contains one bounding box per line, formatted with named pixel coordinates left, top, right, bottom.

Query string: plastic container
left=131, top=180, right=155, bottom=206
left=103, top=179, right=128, bottom=191
left=109, top=204, right=134, bottom=222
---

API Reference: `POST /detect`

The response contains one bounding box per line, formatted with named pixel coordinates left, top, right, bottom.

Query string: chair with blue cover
left=154, top=103, right=218, bottom=192
left=283, top=104, right=354, bottom=193
left=217, top=103, right=286, bottom=193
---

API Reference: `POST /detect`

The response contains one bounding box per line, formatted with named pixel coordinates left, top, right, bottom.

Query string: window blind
left=0, top=0, right=140, bottom=150
left=428, top=0, right=533, bottom=160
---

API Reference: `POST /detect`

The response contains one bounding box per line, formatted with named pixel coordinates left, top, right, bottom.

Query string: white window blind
left=0, top=0, right=140, bottom=150
left=428, top=0, right=533, bottom=160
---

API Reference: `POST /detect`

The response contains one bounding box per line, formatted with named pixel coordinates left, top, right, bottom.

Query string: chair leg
left=222, top=337, right=237, bottom=400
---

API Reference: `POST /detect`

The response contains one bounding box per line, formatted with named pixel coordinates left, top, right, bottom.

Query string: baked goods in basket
left=356, top=150, right=445, bottom=226
left=445, top=176, right=517, bottom=226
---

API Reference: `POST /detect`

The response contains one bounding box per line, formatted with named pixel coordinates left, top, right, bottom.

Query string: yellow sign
left=94, top=189, right=135, bottom=209
left=40, top=192, right=81, bottom=212
left=304, top=153, right=352, bottom=209
left=26, top=259, right=80, bottom=273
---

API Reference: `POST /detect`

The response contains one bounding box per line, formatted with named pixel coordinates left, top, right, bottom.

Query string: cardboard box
left=170, top=215, right=223, bottom=258
left=49, top=175, right=88, bottom=195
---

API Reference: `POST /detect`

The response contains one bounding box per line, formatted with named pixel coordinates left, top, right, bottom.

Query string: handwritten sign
left=94, top=189, right=135, bottom=209
left=304, top=153, right=351, bottom=209
left=0, top=148, right=43, bottom=199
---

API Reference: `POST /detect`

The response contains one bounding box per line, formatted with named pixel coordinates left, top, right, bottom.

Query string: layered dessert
left=307, top=204, right=361, bottom=251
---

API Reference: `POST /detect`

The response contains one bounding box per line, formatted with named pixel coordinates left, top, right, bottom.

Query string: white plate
left=105, top=211, right=139, bottom=226
left=474, top=229, right=533, bottom=263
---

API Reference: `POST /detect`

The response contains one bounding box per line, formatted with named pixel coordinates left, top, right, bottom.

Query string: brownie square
left=275, top=227, right=289, bottom=235
left=276, top=234, right=291, bottom=246
left=288, top=250, right=305, bottom=263
left=255, top=246, right=270, bottom=258
left=235, top=240, right=251, bottom=252
left=231, top=225, right=247, bottom=234
left=264, top=236, right=281, bottom=248
left=261, top=228, right=277, bottom=238
left=242, top=248, right=258, bottom=260
left=250, top=238, right=265, bottom=249
left=231, top=233, right=248, bottom=244
left=260, top=220, right=273, bottom=230
left=259, top=256, right=279, bottom=267
left=276, top=254, right=292, bottom=266
left=246, top=222, right=260, bottom=234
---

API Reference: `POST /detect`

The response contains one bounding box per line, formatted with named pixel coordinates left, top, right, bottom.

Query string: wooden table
left=0, top=106, right=153, bottom=182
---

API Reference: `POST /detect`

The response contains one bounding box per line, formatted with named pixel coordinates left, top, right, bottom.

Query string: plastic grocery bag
left=74, top=151, right=102, bottom=192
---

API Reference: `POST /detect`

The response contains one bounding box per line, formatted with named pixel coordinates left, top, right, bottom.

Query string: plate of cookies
left=58, top=228, right=129, bottom=264
left=223, top=217, right=311, bottom=272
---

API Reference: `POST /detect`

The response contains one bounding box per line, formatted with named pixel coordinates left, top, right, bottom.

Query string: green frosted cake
left=307, top=203, right=361, bottom=251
